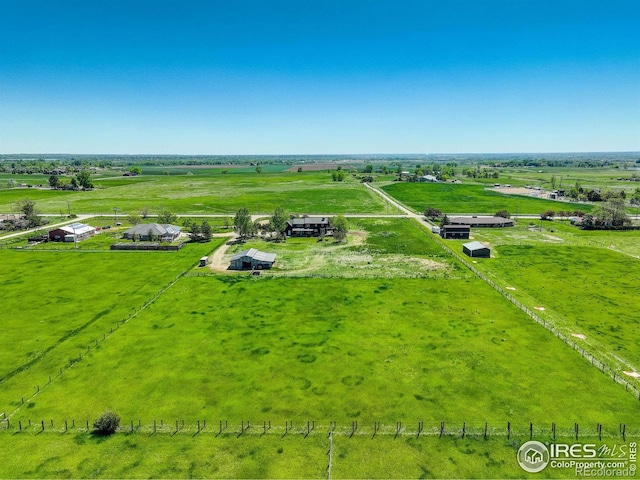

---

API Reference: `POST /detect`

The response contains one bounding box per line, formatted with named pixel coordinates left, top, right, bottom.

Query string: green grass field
left=1, top=168, right=639, bottom=479
left=0, top=172, right=387, bottom=215
left=381, top=182, right=594, bottom=215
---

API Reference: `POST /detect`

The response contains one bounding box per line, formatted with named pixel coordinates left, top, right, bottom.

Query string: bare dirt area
left=208, top=233, right=238, bottom=272
left=488, top=187, right=545, bottom=197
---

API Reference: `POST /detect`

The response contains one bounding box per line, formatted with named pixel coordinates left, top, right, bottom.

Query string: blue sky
left=0, top=0, right=638, bottom=154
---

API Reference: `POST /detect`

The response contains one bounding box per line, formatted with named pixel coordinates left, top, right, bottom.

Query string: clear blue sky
left=0, top=0, right=638, bottom=154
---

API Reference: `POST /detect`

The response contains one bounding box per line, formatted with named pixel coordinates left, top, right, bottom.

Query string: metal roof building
left=230, top=248, right=277, bottom=270
left=449, top=216, right=515, bottom=228
left=463, top=241, right=491, bottom=258
left=48, top=222, right=96, bottom=242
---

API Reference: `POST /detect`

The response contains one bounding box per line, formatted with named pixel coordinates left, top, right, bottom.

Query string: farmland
left=381, top=182, right=594, bottom=215
left=0, top=163, right=639, bottom=479
left=0, top=171, right=388, bottom=215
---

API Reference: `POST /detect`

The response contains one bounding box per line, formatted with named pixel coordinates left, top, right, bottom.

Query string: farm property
left=0, top=162, right=639, bottom=479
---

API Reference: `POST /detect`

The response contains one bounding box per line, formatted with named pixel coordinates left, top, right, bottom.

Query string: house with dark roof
left=440, top=224, right=470, bottom=239
left=463, top=241, right=491, bottom=258
left=449, top=216, right=515, bottom=228
left=122, top=223, right=181, bottom=242
left=229, top=248, right=276, bottom=270
left=285, top=217, right=333, bottom=237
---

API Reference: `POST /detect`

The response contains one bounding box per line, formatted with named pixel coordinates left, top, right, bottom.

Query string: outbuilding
left=449, top=216, right=515, bottom=228
left=48, top=222, right=96, bottom=242
left=229, top=248, right=276, bottom=270
left=463, top=241, right=491, bottom=258
left=440, top=224, right=470, bottom=239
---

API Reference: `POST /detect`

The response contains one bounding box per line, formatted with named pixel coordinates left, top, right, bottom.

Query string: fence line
left=0, top=418, right=636, bottom=440
left=5, top=256, right=204, bottom=420
left=433, top=236, right=640, bottom=401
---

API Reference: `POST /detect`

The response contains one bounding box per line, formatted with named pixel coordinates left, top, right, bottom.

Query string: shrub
left=93, top=411, right=120, bottom=435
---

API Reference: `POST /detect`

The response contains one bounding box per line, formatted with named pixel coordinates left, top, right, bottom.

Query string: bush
left=93, top=411, right=120, bottom=435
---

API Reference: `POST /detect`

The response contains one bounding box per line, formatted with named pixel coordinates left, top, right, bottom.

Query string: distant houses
left=230, top=248, right=276, bottom=270
left=285, top=217, right=333, bottom=237
left=48, top=222, right=96, bottom=242
left=122, top=223, right=182, bottom=242
left=463, top=241, right=491, bottom=258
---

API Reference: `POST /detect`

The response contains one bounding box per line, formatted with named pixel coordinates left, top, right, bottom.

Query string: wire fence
left=433, top=235, right=640, bottom=401
left=0, top=416, right=636, bottom=441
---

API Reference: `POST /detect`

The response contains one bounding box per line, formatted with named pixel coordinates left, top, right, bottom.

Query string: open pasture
left=0, top=172, right=386, bottom=215
left=457, top=239, right=640, bottom=375
left=0, top=240, right=222, bottom=408
left=7, top=273, right=639, bottom=426
left=0, top=429, right=624, bottom=479
left=381, top=182, right=593, bottom=215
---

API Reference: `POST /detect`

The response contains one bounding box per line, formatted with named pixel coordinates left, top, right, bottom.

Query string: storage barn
left=463, top=241, right=491, bottom=258
left=440, top=224, right=470, bottom=239
left=229, top=248, right=277, bottom=270
left=449, top=216, right=514, bottom=228
left=48, top=223, right=96, bottom=242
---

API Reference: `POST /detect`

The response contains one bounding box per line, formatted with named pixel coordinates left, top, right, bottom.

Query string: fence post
left=507, top=422, right=511, bottom=439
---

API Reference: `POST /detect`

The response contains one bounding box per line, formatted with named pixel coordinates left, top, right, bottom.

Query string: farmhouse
left=122, top=223, right=181, bottom=242
left=440, top=224, right=470, bottom=239
left=463, top=241, right=491, bottom=258
left=229, top=248, right=276, bottom=270
left=285, top=216, right=333, bottom=237
left=48, top=222, right=96, bottom=242
left=449, top=216, right=515, bottom=228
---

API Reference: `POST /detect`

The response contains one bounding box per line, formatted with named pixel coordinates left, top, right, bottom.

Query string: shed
left=463, top=241, right=491, bottom=258
left=230, top=248, right=276, bottom=270
left=440, top=224, right=470, bottom=239
left=49, top=222, right=96, bottom=242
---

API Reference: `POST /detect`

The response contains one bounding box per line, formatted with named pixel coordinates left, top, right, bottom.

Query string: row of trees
left=48, top=170, right=93, bottom=190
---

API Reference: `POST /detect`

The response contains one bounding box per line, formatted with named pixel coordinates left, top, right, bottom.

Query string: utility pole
left=113, top=207, right=119, bottom=224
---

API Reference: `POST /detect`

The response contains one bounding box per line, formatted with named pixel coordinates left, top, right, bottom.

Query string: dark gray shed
left=229, top=248, right=277, bottom=270
left=463, top=241, right=491, bottom=258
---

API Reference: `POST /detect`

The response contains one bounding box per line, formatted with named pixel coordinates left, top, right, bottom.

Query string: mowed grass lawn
left=381, top=182, right=594, bottom=215
left=0, top=240, right=223, bottom=408
left=0, top=171, right=386, bottom=215
left=10, top=275, right=639, bottom=426
left=467, top=244, right=640, bottom=372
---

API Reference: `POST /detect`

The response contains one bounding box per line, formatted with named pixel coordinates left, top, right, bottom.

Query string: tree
left=540, top=210, right=555, bottom=220
left=17, top=198, right=43, bottom=228
left=424, top=207, right=442, bottom=220
left=255, top=165, right=263, bottom=174
left=440, top=214, right=450, bottom=227
left=190, top=222, right=201, bottom=241
left=269, top=207, right=288, bottom=240
left=297, top=167, right=303, bottom=172
left=331, top=215, right=348, bottom=242
left=158, top=210, right=177, bottom=224
left=591, top=198, right=630, bottom=227
left=127, top=213, right=142, bottom=225
left=93, top=411, right=120, bottom=435
left=129, top=166, right=142, bottom=175
left=201, top=220, right=212, bottom=241
left=495, top=209, right=510, bottom=219
left=234, top=207, right=252, bottom=239
left=48, top=174, right=60, bottom=189
left=76, top=169, right=93, bottom=189
left=140, top=206, right=150, bottom=219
